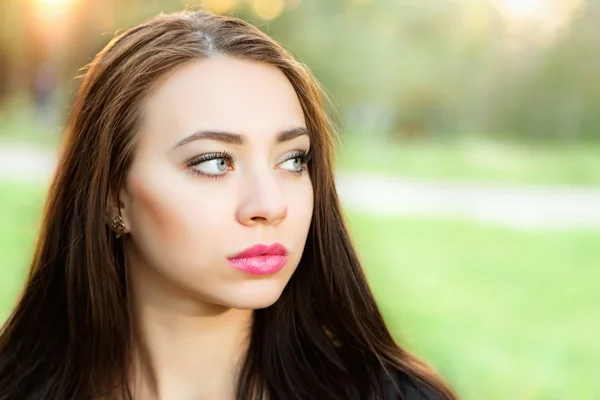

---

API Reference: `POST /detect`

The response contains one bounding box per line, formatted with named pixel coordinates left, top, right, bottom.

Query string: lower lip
left=227, top=255, right=288, bottom=275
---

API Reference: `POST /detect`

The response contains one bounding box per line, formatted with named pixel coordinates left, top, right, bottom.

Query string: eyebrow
left=172, top=126, right=310, bottom=149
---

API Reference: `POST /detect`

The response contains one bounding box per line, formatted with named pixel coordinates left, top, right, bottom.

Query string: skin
left=112, top=57, right=314, bottom=399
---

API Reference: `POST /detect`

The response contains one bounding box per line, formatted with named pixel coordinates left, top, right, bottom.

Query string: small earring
left=112, top=215, right=126, bottom=238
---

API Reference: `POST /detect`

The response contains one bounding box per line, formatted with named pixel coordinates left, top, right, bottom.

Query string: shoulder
left=380, top=369, right=445, bottom=400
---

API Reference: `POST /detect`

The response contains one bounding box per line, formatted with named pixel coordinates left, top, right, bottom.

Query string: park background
left=0, top=0, right=599, bottom=398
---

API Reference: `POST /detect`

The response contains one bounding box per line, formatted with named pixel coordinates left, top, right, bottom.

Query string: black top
left=383, top=369, right=444, bottom=400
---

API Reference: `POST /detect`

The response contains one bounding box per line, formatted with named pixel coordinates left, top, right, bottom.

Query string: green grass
left=1, top=183, right=599, bottom=399
left=347, top=213, right=600, bottom=399
left=337, top=135, right=600, bottom=186
left=0, top=182, right=47, bottom=321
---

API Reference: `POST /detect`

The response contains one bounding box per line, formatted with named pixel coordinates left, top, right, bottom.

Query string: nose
left=236, top=168, right=287, bottom=227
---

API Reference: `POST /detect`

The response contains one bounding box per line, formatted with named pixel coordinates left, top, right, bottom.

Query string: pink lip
left=227, top=243, right=288, bottom=275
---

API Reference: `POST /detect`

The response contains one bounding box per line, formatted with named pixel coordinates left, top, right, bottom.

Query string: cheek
left=285, top=178, right=314, bottom=234
left=127, top=170, right=234, bottom=266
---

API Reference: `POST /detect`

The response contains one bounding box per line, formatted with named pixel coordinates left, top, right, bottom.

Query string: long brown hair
left=0, top=9, right=456, bottom=400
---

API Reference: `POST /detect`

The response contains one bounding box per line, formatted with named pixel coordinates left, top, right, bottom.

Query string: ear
left=106, top=186, right=132, bottom=236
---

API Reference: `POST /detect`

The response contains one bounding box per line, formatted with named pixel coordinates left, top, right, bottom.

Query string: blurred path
left=0, top=143, right=57, bottom=183
left=336, top=172, right=600, bottom=230
left=2, top=143, right=600, bottom=229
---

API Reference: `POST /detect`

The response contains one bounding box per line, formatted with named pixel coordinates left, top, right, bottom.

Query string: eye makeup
left=186, top=148, right=312, bottom=179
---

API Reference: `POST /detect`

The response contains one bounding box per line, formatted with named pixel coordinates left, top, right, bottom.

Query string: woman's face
left=120, top=57, right=313, bottom=310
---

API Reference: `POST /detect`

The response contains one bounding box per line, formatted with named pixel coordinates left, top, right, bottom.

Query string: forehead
left=141, top=57, right=306, bottom=145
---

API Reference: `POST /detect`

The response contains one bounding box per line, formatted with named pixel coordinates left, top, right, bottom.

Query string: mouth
left=227, top=243, right=288, bottom=275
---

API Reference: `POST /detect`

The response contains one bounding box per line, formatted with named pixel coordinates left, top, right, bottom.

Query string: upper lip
left=228, top=243, right=288, bottom=259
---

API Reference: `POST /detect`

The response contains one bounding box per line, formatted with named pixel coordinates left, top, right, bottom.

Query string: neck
left=126, top=256, right=253, bottom=400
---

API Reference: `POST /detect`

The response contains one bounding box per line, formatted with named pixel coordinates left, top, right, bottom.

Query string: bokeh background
left=1, top=0, right=599, bottom=398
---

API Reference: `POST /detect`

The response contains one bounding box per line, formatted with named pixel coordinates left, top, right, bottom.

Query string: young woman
left=0, top=9, right=457, bottom=400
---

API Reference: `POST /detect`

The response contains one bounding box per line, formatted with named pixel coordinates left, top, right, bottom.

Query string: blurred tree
left=0, top=0, right=30, bottom=107
left=1, top=0, right=598, bottom=142
left=495, top=0, right=600, bottom=140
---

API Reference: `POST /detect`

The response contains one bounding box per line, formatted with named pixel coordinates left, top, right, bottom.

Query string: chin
left=221, top=280, right=288, bottom=310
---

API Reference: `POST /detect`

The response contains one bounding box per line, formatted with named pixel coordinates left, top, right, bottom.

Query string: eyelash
left=186, top=149, right=312, bottom=179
